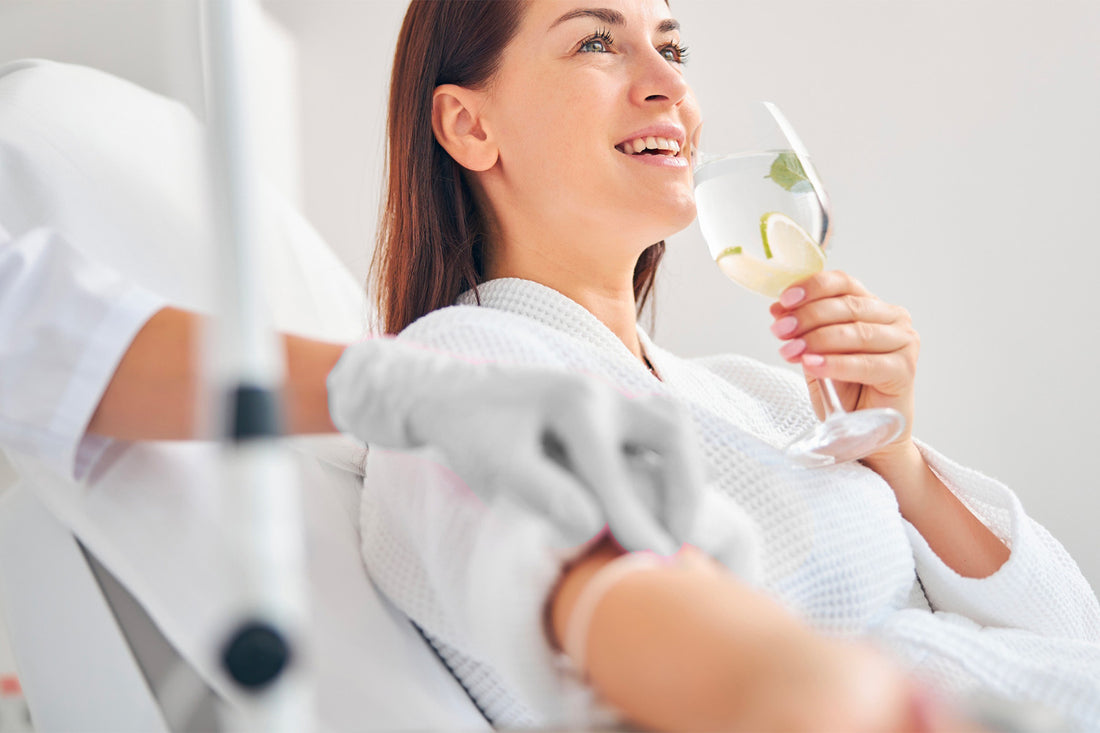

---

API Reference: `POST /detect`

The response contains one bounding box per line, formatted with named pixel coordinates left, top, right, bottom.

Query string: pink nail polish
left=770, top=316, right=797, bottom=337
left=779, top=339, right=806, bottom=359
left=779, top=287, right=805, bottom=308
left=802, top=353, right=824, bottom=367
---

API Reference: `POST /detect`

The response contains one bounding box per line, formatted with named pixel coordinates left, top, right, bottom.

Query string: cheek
left=500, top=93, right=608, bottom=195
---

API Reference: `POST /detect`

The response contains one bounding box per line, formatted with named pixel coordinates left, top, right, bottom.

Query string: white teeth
left=617, top=135, right=683, bottom=155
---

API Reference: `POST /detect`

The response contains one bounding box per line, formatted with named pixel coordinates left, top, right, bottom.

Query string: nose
left=629, top=46, right=690, bottom=108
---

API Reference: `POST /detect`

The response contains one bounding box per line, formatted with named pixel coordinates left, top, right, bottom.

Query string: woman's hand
left=769, top=270, right=919, bottom=459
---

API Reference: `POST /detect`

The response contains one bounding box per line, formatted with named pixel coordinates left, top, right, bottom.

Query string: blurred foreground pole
left=199, top=0, right=313, bottom=730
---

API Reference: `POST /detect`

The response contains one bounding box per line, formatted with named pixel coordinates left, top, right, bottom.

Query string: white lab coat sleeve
left=903, top=440, right=1100, bottom=643
left=0, top=225, right=166, bottom=480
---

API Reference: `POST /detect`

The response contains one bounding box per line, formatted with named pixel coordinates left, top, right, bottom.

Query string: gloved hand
left=327, top=336, right=710, bottom=557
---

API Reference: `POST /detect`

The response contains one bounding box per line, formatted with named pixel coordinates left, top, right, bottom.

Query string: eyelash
left=578, top=28, right=616, bottom=54
left=663, top=42, right=690, bottom=64
left=577, top=29, right=690, bottom=65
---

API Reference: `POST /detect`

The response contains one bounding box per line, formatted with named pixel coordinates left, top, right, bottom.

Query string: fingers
left=799, top=349, right=916, bottom=394
left=617, top=394, right=706, bottom=541
left=767, top=271, right=918, bottom=382
left=505, top=447, right=605, bottom=546
left=616, top=447, right=682, bottom=556
left=771, top=293, right=907, bottom=334
left=776, top=322, right=913, bottom=364
left=769, top=269, right=872, bottom=318
left=548, top=388, right=679, bottom=556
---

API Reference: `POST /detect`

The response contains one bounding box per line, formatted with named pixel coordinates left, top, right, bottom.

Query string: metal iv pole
left=199, top=1, right=313, bottom=729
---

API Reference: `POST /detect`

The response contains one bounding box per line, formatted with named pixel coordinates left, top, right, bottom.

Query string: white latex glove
left=327, top=336, right=710, bottom=557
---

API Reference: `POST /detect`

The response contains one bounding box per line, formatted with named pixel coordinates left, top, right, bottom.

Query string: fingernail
left=779, top=339, right=806, bottom=359
left=770, top=316, right=797, bottom=337
left=779, top=287, right=805, bottom=308
left=802, top=353, right=825, bottom=367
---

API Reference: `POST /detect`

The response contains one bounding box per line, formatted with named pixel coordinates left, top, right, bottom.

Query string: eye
left=659, top=42, right=690, bottom=64
left=578, top=29, right=614, bottom=54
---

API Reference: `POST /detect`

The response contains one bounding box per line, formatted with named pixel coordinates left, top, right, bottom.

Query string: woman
left=351, top=0, right=1100, bottom=730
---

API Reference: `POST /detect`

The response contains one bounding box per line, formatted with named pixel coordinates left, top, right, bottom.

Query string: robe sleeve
left=354, top=311, right=620, bottom=726
left=360, top=445, right=607, bottom=726
left=905, top=440, right=1100, bottom=643
left=0, top=226, right=166, bottom=480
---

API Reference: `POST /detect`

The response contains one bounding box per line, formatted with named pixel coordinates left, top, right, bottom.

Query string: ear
left=432, top=84, right=498, bottom=172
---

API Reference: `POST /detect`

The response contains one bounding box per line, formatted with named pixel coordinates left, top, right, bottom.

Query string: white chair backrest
left=0, top=485, right=170, bottom=732
left=0, top=58, right=370, bottom=340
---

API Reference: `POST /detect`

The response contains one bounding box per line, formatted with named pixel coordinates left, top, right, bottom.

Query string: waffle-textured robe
left=360, top=278, right=1100, bottom=730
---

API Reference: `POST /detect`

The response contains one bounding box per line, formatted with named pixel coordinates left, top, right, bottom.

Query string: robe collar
left=456, top=278, right=664, bottom=381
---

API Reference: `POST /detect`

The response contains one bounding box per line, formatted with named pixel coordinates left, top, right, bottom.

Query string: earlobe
left=432, top=84, right=498, bottom=172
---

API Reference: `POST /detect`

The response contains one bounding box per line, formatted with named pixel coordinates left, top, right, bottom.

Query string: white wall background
left=1, top=0, right=1097, bottom=600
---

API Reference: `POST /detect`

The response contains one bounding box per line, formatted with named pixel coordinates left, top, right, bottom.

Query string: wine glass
left=693, top=102, right=905, bottom=466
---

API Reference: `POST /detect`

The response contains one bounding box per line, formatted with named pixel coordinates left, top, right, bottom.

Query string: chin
left=651, top=190, right=697, bottom=240
left=593, top=180, right=698, bottom=244
left=617, top=198, right=696, bottom=247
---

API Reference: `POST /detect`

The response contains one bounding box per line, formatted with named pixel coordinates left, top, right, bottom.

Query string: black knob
left=221, top=620, right=291, bottom=691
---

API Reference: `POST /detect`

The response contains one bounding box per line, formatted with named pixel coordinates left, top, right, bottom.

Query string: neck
left=485, top=235, right=645, bottom=362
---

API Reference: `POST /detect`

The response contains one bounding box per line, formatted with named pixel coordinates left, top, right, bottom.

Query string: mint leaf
left=765, top=151, right=812, bottom=193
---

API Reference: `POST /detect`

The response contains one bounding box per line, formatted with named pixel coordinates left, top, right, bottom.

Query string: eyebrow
left=550, top=8, right=680, bottom=34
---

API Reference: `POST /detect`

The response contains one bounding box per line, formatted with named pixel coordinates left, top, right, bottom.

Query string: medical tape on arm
left=562, top=551, right=668, bottom=675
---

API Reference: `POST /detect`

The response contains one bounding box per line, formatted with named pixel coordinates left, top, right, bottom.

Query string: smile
left=615, top=136, right=681, bottom=156
left=614, top=138, right=690, bottom=168
left=614, top=126, right=691, bottom=169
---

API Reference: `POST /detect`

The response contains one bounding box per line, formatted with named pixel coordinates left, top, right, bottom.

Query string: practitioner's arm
left=87, top=306, right=345, bottom=439
left=549, top=538, right=975, bottom=733
left=87, top=307, right=703, bottom=558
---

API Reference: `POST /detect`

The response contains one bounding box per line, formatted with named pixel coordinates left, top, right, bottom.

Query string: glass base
left=785, top=408, right=906, bottom=467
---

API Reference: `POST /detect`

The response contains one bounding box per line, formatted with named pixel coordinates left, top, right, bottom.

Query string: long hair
left=371, top=0, right=666, bottom=335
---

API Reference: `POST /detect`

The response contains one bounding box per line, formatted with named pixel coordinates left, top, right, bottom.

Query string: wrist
left=860, top=440, right=936, bottom=516
left=859, top=438, right=922, bottom=480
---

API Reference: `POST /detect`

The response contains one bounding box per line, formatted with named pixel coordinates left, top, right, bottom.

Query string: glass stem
left=820, top=377, right=846, bottom=418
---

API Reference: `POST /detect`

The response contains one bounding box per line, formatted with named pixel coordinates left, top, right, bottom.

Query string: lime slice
left=716, top=212, right=825, bottom=298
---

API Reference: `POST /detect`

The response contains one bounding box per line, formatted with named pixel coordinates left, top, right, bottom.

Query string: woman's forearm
left=549, top=540, right=931, bottom=732
left=863, top=442, right=1010, bottom=579
left=86, top=306, right=347, bottom=440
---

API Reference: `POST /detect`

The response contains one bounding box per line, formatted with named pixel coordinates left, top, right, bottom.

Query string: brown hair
left=371, top=0, right=666, bottom=335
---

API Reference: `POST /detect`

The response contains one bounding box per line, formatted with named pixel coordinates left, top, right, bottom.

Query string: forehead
left=523, top=0, right=674, bottom=32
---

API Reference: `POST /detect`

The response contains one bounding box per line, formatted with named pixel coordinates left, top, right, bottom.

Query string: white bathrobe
left=360, top=277, right=1100, bottom=730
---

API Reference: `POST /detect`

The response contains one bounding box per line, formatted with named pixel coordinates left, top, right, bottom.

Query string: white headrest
left=0, top=59, right=369, bottom=342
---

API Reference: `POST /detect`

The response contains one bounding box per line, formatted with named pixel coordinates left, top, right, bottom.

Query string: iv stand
left=200, top=1, right=313, bottom=729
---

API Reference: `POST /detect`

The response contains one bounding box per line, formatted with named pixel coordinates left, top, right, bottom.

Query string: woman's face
left=478, top=0, right=701, bottom=257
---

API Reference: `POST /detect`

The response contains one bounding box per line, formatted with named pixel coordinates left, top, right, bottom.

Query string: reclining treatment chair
left=0, top=59, right=489, bottom=731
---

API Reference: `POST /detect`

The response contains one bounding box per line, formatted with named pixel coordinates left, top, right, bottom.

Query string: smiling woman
left=373, top=0, right=697, bottom=348
left=359, top=0, right=1100, bottom=731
